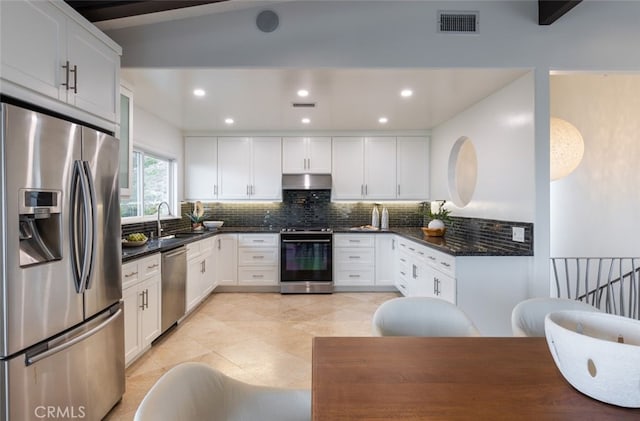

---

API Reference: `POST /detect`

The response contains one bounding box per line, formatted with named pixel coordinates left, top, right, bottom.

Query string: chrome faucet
left=156, top=201, right=172, bottom=238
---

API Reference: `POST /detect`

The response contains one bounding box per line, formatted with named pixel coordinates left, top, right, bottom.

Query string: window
left=121, top=150, right=176, bottom=219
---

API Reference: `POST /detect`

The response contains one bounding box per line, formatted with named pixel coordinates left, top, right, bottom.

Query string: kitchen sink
left=160, top=232, right=204, bottom=240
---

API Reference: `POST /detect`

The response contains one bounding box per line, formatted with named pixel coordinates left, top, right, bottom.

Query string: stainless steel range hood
left=282, top=174, right=332, bottom=190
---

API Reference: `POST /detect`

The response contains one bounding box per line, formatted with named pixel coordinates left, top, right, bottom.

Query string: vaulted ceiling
left=66, top=1, right=581, bottom=25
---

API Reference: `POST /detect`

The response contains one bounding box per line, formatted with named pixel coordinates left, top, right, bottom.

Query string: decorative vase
left=428, top=219, right=445, bottom=230
left=423, top=219, right=446, bottom=237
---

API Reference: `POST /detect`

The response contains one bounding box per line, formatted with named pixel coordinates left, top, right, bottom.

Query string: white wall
left=132, top=105, right=185, bottom=201
left=550, top=74, right=640, bottom=257
left=107, top=0, right=640, bottom=296
left=431, top=72, right=535, bottom=222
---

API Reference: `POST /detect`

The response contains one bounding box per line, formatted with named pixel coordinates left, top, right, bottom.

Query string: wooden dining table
left=312, top=337, right=640, bottom=420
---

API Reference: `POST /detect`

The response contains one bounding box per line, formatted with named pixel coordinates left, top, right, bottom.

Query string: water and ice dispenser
left=18, top=189, right=62, bottom=267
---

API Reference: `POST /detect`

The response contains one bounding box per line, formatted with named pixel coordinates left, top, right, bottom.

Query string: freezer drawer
left=1, top=303, right=124, bottom=421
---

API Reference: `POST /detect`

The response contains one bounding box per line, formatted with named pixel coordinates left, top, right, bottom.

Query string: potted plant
left=421, top=200, right=451, bottom=237
left=185, top=201, right=205, bottom=230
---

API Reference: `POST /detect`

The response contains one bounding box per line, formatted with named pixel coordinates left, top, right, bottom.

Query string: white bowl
left=544, top=310, right=640, bottom=408
left=203, top=220, right=224, bottom=229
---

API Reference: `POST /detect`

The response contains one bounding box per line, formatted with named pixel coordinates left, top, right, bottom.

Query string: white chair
left=134, top=362, right=311, bottom=421
left=511, top=297, right=601, bottom=337
left=372, top=297, right=480, bottom=337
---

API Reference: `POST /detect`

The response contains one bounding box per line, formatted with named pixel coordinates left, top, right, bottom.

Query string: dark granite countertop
left=333, top=227, right=532, bottom=257
left=122, top=225, right=531, bottom=262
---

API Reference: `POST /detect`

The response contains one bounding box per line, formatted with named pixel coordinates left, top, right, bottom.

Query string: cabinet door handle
left=392, top=239, right=395, bottom=250
left=145, top=289, right=149, bottom=309
left=361, top=184, right=364, bottom=196
left=201, top=260, right=205, bottom=273
left=62, top=61, right=70, bottom=91
left=412, top=264, right=417, bottom=279
left=70, top=64, right=78, bottom=94
left=246, top=185, right=249, bottom=195
left=218, top=239, right=221, bottom=250
left=365, top=184, right=368, bottom=195
left=397, top=184, right=400, bottom=196
left=214, top=185, right=218, bottom=196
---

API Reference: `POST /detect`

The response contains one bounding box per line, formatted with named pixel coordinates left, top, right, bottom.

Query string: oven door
left=280, top=233, right=332, bottom=286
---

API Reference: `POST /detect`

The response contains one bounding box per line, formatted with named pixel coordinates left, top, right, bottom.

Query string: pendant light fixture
left=550, top=117, right=585, bottom=181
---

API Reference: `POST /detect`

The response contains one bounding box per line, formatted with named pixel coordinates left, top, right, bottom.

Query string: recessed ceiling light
left=400, top=89, right=413, bottom=98
left=297, top=89, right=309, bottom=97
left=378, top=117, right=388, bottom=124
left=301, top=118, right=311, bottom=124
left=224, top=118, right=234, bottom=124
left=193, top=88, right=206, bottom=97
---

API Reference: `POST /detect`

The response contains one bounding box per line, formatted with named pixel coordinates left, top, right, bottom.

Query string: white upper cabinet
left=0, top=0, right=121, bottom=130
left=396, top=137, right=430, bottom=200
left=282, top=137, right=332, bottom=174
left=332, top=137, right=365, bottom=200
left=364, top=137, right=397, bottom=200
left=332, top=137, right=396, bottom=200
left=332, top=136, right=429, bottom=201
left=217, top=137, right=282, bottom=200
left=185, top=137, right=218, bottom=200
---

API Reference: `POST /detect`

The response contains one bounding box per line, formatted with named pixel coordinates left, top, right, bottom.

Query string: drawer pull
left=125, top=271, right=138, bottom=278
left=400, top=258, right=406, bottom=262
left=147, top=263, right=159, bottom=269
left=252, top=255, right=265, bottom=259
left=440, top=262, right=451, bottom=268
left=252, top=274, right=264, bottom=278
left=348, top=256, right=361, bottom=259
left=252, top=239, right=265, bottom=243
left=400, top=271, right=406, bottom=276
left=409, top=247, right=415, bottom=251
left=348, top=274, right=360, bottom=278
left=418, top=251, right=424, bottom=256
left=428, top=256, right=436, bottom=261
left=348, top=239, right=360, bottom=243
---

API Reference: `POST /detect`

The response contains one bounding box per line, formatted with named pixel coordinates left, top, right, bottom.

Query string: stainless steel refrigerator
left=0, top=102, right=124, bottom=420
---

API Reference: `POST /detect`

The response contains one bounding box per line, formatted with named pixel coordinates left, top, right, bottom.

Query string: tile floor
left=104, top=291, right=399, bottom=420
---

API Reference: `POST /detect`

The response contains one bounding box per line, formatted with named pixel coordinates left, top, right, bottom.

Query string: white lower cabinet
left=237, top=234, right=279, bottom=286
left=334, top=234, right=375, bottom=286
left=395, top=237, right=456, bottom=304
left=122, top=253, right=161, bottom=366
left=374, top=234, right=396, bottom=286
left=215, top=234, right=238, bottom=286
left=186, top=238, right=215, bottom=313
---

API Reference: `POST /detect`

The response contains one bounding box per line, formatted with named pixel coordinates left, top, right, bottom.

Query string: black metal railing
left=551, top=257, right=639, bottom=320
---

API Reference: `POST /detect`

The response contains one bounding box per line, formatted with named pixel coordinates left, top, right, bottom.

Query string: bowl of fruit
left=123, top=232, right=148, bottom=247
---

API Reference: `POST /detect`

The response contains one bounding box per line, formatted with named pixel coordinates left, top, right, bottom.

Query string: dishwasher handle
left=162, top=246, right=186, bottom=259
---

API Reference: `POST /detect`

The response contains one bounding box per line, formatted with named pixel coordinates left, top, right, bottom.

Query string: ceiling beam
left=65, top=0, right=227, bottom=23
left=539, top=0, right=582, bottom=25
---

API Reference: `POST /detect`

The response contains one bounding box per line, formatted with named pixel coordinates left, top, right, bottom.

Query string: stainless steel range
left=280, top=228, right=333, bottom=294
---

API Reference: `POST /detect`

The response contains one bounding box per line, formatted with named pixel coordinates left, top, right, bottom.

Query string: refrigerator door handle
left=26, top=307, right=122, bottom=365
left=75, top=160, right=93, bottom=293
left=82, top=160, right=97, bottom=290
left=70, top=161, right=84, bottom=293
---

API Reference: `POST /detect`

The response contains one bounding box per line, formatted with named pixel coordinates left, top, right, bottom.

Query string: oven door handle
left=282, top=239, right=332, bottom=243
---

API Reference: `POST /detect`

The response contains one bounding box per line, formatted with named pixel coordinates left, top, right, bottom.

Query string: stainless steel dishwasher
left=161, top=246, right=187, bottom=333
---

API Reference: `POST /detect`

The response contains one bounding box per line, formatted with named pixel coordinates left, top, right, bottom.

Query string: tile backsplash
left=122, top=194, right=533, bottom=253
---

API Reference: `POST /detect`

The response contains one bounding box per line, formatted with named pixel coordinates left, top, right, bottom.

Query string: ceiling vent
left=438, top=11, right=479, bottom=34
left=292, top=102, right=316, bottom=108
